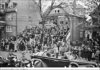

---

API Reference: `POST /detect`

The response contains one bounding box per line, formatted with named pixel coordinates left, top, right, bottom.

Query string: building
left=48, top=8, right=70, bottom=31
left=0, top=0, right=41, bottom=38
left=0, top=0, right=7, bottom=39
left=44, top=6, right=86, bottom=42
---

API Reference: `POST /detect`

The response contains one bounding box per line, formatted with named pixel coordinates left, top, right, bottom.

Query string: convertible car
left=31, top=51, right=98, bottom=67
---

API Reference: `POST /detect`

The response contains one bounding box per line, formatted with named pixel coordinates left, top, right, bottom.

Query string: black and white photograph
left=0, top=0, right=100, bottom=69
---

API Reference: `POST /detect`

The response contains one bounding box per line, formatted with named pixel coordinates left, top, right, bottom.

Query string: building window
left=55, top=10, right=56, bottom=13
left=58, top=10, right=60, bottom=13
left=6, top=26, right=12, bottom=32
left=7, top=14, right=13, bottom=21
left=55, top=10, right=60, bottom=13
left=0, top=3, right=5, bottom=9
left=0, top=4, right=2, bottom=9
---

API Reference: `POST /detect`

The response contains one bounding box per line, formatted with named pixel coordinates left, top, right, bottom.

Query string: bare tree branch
left=32, top=0, right=42, bottom=12
left=39, top=0, right=42, bottom=18
left=51, top=0, right=56, bottom=6
left=93, top=1, right=99, bottom=6
left=32, top=0, right=43, bottom=18
left=32, top=0, right=39, bottom=6
left=42, top=0, right=56, bottom=19
left=33, top=0, right=69, bottom=22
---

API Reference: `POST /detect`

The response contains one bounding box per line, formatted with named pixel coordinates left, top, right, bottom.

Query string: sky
left=34, top=0, right=99, bottom=18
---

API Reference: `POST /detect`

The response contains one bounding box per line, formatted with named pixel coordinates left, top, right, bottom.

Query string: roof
left=48, top=7, right=86, bottom=19
left=43, top=5, right=86, bottom=20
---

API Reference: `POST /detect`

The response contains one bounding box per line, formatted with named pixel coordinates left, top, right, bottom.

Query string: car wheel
left=34, top=60, right=48, bottom=67
left=86, top=65, right=96, bottom=67
left=69, top=63, right=79, bottom=67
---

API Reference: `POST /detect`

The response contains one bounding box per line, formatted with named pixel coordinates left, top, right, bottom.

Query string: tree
left=33, top=0, right=55, bottom=21
left=80, top=0, right=100, bottom=14
left=32, top=0, right=70, bottom=34
left=33, top=0, right=100, bottom=42
left=33, top=0, right=74, bottom=23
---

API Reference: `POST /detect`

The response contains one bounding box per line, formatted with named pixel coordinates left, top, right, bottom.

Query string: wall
left=70, top=16, right=85, bottom=42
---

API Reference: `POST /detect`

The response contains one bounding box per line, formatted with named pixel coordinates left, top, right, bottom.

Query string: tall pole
left=70, top=0, right=76, bottom=42
left=16, top=10, right=17, bottom=36
left=39, top=0, right=42, bottom=14
left=73, top=0, right=76, bottom=15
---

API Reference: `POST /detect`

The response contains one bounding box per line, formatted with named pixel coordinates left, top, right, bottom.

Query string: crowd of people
left=0, top=26, right=69, bottom=52
left=0, top=25, right=100, bottom=63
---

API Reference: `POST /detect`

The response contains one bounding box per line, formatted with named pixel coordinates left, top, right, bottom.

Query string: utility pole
left=39, top=0, right=42, bottom=14
left=70, top=0, right=77, bottom=42
left=73, top=0, right=77, bottom=15
left=15, top=9, right=17, bottom=36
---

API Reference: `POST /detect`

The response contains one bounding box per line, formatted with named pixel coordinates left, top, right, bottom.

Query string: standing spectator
left=18, top=40, right=25, bottom=51
left=9, top=40, right=15, bottom=52
left=95, top=49, right=100, bottom=63
left=5, top=39, right=9, bottom=51
left=1, top=39, right=5, bottom=51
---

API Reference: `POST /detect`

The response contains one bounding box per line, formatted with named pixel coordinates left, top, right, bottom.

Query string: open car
left=31, top=51, right=98, bottom=67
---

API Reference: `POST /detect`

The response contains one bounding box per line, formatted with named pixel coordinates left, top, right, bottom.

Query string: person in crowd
left=18, top=39, right=26, bottom=51
left=1, top=39, right=5, bottom=51
left=5, top=39, right=9, bottom=51
left=95, top=48, right=100, bottom=63
left=9, top=40, right=15, bottom=52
